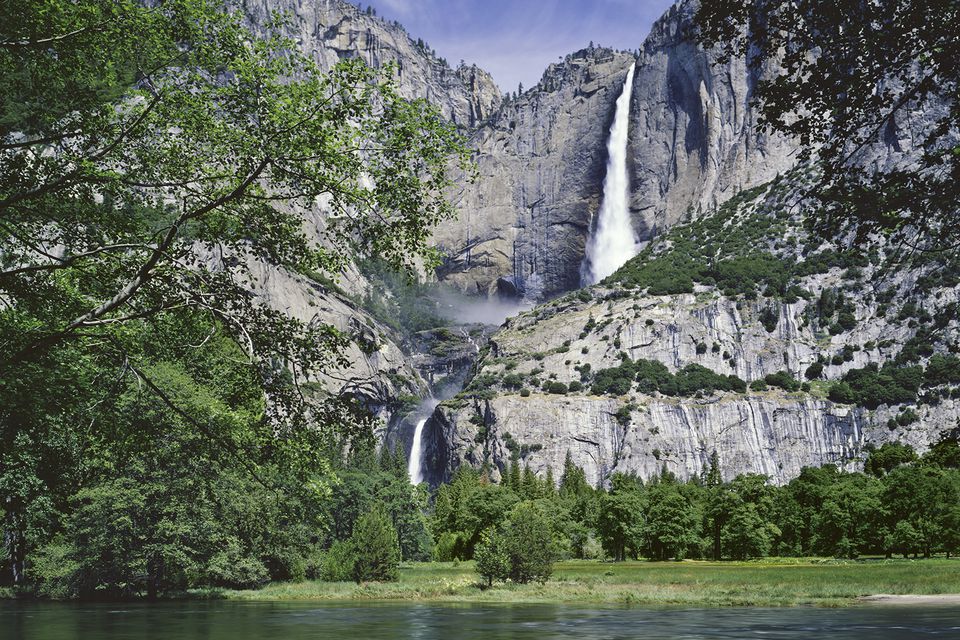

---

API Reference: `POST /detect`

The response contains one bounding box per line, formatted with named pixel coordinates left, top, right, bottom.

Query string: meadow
left=218, top=558, right=960, bottom=607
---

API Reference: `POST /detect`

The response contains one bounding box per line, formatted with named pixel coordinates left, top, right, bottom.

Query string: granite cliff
left=434, top=1, right=795, bottom=299
left=229, top=0, right=956, bottom=485
left=423, top=180, right=960, bottom=485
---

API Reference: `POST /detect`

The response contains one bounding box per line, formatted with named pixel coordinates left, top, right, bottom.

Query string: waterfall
left=581, top=62, right=637, bottom=286
left=407, top=396, right=439, bottom=485
left=407, top=416, right=428, bottom=485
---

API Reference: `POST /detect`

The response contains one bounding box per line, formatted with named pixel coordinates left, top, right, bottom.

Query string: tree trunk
left=3, top=508, right=25, bottom=588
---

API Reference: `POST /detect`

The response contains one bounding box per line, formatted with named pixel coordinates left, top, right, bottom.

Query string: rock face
left=434, top=0, right=796, bottom=299
left=229, top=0, right=957, bottom=486
left=221, top=0, right=505, bottom=425
left=626, top=1, right=794, bottom=235
left=426, top=393, right=870, bottom=488
left=239, top=0, right=501, bottom=127
left=426, top=287, right=959, bottom=486
left=433, top=48, right=638, bottom=299
left=423, top=183, right=960, bottom=485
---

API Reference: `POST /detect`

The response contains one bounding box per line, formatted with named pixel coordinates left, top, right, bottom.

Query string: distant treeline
left=9, top=419, right=960, bottom=599
left=431, top=440, right=960, bottom=564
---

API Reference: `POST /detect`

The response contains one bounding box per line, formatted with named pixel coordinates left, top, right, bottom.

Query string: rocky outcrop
left=427, top=388, right=959, bottom=488
left=239, top=0, right=501, bottom=127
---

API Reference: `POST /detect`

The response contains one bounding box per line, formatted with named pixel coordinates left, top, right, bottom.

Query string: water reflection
left=3, top=601, right=959, bottom=639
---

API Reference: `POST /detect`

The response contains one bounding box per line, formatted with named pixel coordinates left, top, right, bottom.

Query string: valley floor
left=215, top=558, right=960, bottom=607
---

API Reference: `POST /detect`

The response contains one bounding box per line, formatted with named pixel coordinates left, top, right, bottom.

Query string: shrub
left=546, top=381, right=568, bottom=395
left=925, top=354, right=960, bottom=386
left=320, top=540, right=355, bottom=582
left=805, top=362, right=824, bottom=380
left=750, top=379, right=768, bottom=392
left=502, top=373, right=524, bottom=389
left=759, top=306, right=780, bottom=333
left=764, top=370, right=801, bottom=392
left=504, top=503, right=559, bottom=584
left=568, top=381, right=583, bottom=393
left=828, top=382, right=857, bottom=404
left=433, top=532, right=460, bottom=562
left=897, top=408, right=919, bottom=426
left=519, top=388, right=531, bottom=397
left=837, top=309, right=857, bottom=331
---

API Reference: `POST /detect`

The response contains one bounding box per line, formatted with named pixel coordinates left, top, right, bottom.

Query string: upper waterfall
left=580, top=62, right=637, bottom=286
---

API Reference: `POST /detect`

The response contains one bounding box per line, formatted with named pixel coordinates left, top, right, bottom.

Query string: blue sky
left=362, top=0, right=676, bottom=92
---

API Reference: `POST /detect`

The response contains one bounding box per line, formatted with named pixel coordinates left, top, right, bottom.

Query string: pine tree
left=544, top=467, right=556, bottom=496
left=509, top=455, right=522, bottom=488
left=350, top=505, right=400, bottom=583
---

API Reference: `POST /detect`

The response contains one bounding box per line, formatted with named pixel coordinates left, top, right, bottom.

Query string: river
left=2, top=601, right=958, bottom=639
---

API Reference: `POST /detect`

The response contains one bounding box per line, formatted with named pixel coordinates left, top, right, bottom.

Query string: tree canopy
left=0, top=0, right=467, bottom=590
left=695, top=0, right=960, bottom=248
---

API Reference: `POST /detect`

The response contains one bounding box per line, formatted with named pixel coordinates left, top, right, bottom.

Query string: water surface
left=3, top=601, right=959, bottom=639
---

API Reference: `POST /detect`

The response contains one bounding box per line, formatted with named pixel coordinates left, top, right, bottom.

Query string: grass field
left=217, top=558, right=960, bottom=607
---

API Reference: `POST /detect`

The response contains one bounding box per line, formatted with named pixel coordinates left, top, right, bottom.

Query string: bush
left=841, top=363, right=923, bottom=408
left=567, top=381, right=583, bottom=393
left=896, top=408, right=919, bottom=426
left=828, top=382, right=857, bottom=404
left=545, top=381, right=568, bottom=395
left=759, top=306, right=779, bottom=333
left=805, top=362, right=824, bottom=380
left=474, top=531, right=510, bottom=587
left=433, top=532, right=461, bottom=562
left=29, top=540, right=79, bottom=599
left=750, top=379, right=768, bottom=392
left=925, top=354, right=960, bottom=386
left=320, top=540, right=355, bottom=581
left=519, top=388, right=531, bottom=397
left=502, top=373, right=524, bottom=389
left=764, top=370, right=801, bottom=392
left=206, top=539, right=270, bottom=589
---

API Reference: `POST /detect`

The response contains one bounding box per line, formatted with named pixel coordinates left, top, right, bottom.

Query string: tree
left=722, top=503, right=775, bottom=560
left=461, top=483, right=519, bottom=556
left=597, top=476, right=645, bottom=561
left=502, top=502, right=558, bottom=584
left=643, top=488, right=699, bottom=560
left=0, top=0, right=468, bottom=587
left=695, top=0, right=960, bottom=248
left=810, top=474, right=884, bottom=558
left=473, top=529, right=509, bottom=587
left=882, top=465, right=957, bottom=558
left=349, top=505, right=400, bottom=583
left=865, top=442, right=918, bottom=477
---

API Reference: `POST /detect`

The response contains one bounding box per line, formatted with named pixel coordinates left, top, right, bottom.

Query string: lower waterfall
left=407, top=397, right=439, bottom=485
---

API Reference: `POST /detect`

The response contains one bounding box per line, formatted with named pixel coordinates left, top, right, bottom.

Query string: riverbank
left=215, top=558, right=960, bottom=607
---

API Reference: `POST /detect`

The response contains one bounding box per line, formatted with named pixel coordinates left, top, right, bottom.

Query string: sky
left=362, top=0, right=676, bottom=92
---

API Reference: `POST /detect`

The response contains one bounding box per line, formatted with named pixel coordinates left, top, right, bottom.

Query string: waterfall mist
left=581, top=62, right=637, bottom=286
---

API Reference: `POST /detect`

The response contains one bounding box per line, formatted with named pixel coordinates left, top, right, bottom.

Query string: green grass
left=213, top=558, right=960, bottom=607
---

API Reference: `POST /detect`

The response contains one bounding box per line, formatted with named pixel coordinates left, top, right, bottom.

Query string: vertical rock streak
left=581, top=62, right=637, bottom=285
